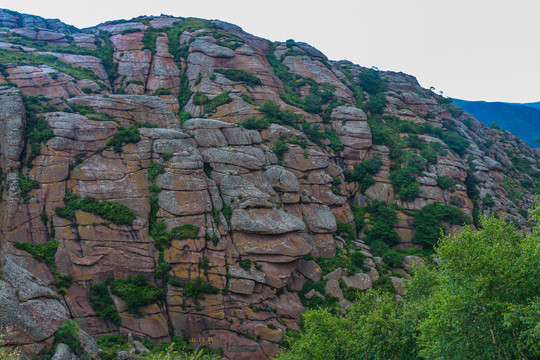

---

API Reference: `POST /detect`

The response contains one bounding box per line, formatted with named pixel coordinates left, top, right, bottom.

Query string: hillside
left=453, top=99, right=540, bottom=148
left=0, top=8, right=539, bottom=360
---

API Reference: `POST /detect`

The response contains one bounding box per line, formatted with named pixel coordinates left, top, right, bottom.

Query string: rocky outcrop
left=0, top=8, right=538, bottom=360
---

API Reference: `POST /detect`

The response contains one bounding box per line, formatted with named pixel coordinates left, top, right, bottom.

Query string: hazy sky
left=3, top=0, right=540, bottom=102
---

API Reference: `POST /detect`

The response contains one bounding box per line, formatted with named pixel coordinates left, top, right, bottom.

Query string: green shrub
left=181, top=277, right=220, bottom=299
left=121, top=28, right=142, bottom=34
left=344, top=156, right=383, bottom=194
left=153, top=88, right=172, bottom=96
left=108, top=274, right=164, bottom=315
left=141, top=27, right=159, bottom=54
left=148, top=162, right=165, bottom=182
left=241, top=117, right=269, bottom=131
left=273, top=136, right=290, bottom=161
left=107, top=125, right=141, bottom=153
left=171, top=224, right=199, bottom=239
left=13, top=240, right=58, bottom=269
left=362, top=201, right=400, bottom=247
left=55, top=191, right=136, bottom=226
left=18, top=174, right=39, bottom=202
left=193, top=92, right=208, bottom=105
left=239, top=260, right=251, bottom=270
left=55, top=320, right=82, bottom=355
left=357, top=68, right=386, bottom=95
left=89, top=282, right=121, bottom=325
left=215, top=69, right=261, bottom=86
left=412, top=202, right=471, bottom=247
left=440, top=131, right=469, bottom=156
left=437, top=176, right=454, bottom=189
left=325, top=129, right=344, bottom=152
left=336, top=222, right=356, bottom=242
left=382, top=249, right=404, bottom=267
left=204, top=92, right=232, bottom=115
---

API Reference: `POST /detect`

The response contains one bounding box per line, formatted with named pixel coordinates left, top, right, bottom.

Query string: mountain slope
left=0, top=8, right=539, bottom=360
left=453, top=99, right=540, bottom=148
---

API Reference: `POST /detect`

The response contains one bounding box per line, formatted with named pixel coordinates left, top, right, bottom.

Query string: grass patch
left=55, top=191, right=136, bottom=226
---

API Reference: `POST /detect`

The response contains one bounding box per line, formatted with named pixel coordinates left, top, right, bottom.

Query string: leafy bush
left=55, top=191, right=136, bottom=226
left=181, top=277, right=220, bottom=299
left=171, top=224, right=199, bottom=239
left=382, top=249, right=405, bottom=267
left=362, top=201, right=400, bottom=247
left=148, top=162, right=165, bottom=182
left=109, top=275, right=164, bottom=315
left=273, top=136, right=290, bottom=161
left=55, top=320, right=82, bottom=355
left=107, top=125, right=141, bottom=153
left=153, top=88, right=172, bottom=96
left=357, top=68, right=386, bottom=95
left=344, top=156, right=383, bottom=194
left=440, top=131, right=469, bottom=156
left=336, top=222, right=356, bottom=242
left=437, top=176, right=454, bottom=189
left=18, top=174, right=39, bottom=202
left=13, top=240, right=58, bottom=269
left=141, top=27, right=159, bottom=54
left=89, top=282, right=121, bottom=325
left=214, top=69, right=261, bottom=86
left=239, top=260, right=251, bottom=270
left=241, top=117, right=269, bottom=131
left=204, top=92, right=232, bottom=115
left=412, top=202, right=471, bottom=247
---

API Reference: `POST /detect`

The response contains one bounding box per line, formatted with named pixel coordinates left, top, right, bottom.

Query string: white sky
left=2, top=0, right=540, bottom=103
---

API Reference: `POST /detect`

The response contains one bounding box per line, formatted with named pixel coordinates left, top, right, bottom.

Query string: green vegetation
left=362, top=201, right=400, bottom=250
left=54, top=320, right=82, bottom=355
left=153, top=88, right=172, bottom=96
left=344, top=156, right=383, bottom=193
left=176, top=276, right=220, bottom=299
left=436, top=176, right=453, bottom=189
left=14, top=240, right=72, bottom=294
left=55, top=190, right=136, bottom=226
left=412, top=202, right=471, bottom=247
left=90, top=275, right=164, bottom=319
left=21, top=95, right=56, bottom=167
left=89, top=281, right=121, bottom=325
left=317, top=247, right=369, bottom=277
left=18, top=174, right=39, bottom=202
left=390, top=153, right=426, bottom=201
left=107, top=125, right=141, bottom=152
left=273, top=136, right=290, bottom=162
left=214, top=69, right=261, bottom=86
left=109, top=275, right=164, bottom=315
left=13, top=240, right=58, bottom=269
left=0, top=50, right=99, bottom=81
left=277, top=204, right=540, bottom=360
left=142, top=27, right=159, bottom=54
left=193, top=91, right=232, bottom=116
left=239, top=260, right=252, bottom=270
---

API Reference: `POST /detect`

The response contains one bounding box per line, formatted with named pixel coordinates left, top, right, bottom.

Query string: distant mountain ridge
left=453, top=99, right=540, bottom=148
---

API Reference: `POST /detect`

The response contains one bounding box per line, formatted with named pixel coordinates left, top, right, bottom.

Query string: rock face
left=0, top=8, right=539, bottom=360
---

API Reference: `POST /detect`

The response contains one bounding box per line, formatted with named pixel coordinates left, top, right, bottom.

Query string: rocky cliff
left=0, top=9, right=539, bottom=360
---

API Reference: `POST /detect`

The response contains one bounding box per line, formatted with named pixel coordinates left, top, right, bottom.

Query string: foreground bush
left=276, top=200, right=540, bottom=360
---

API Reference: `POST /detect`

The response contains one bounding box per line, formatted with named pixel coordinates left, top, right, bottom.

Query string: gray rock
left=0, top=86, right=25, bottom=172
left=323, top=267, right=342, bottom=281
left=51, top=343, right=75, bottom=360
left=231, top=208, right=306, bottom=234
left=190, top=37, right=236, bottom=58
left=324, top=279, right=344, bottom=300
left=331, top=105, right=367, bottom=122
left=116, top=351, right=135, bottom=360
left=296, top=260, right=322, bottom=282
left=302, top=204, right=337, bottom=233
left=341, top=273, right=372, bottom=291
left=263, top=166, right=300, bottom=193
